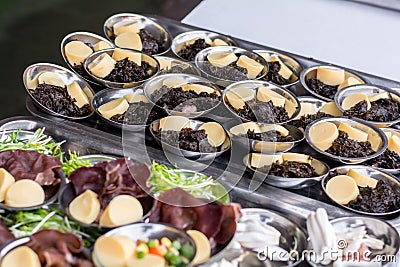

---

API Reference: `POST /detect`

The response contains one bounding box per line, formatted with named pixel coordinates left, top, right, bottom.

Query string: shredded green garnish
left=62, top=151, right=91, bottom=176
left=148, top=162, right=230, bottom=204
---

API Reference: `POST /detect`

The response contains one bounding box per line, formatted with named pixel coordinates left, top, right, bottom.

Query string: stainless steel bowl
left=322, top=165, right=400, bottom=217
left=103, top=13, right=172, bottom=55
left=300, top=65, right=366, bottom=101
left=244, top=152, right=330, bottom=189
left=78, top=154, right=116, bottom=164
left=195, top=46, right=268, bottom=87
left=23, top=63, right=95, bottom=120
left=306, top=117, right=388, bottom=164
left=223, top=80, right=301, bottom=124
left=335, top=84, right=400, bottom=127
left=253, top=49, right=303, bottom=88
left=60, top=31, right=115, bottom=86
left=229, top=123, right=304, bottom=153
left=150, top=118, right=231, bottom=161
left=83, top=48, right=160, bottom=89
left=171, top=30, right=237, bottom=61
left=144, top=73, right=221, bottom=117
left=154, top=55, right=201, bottom=76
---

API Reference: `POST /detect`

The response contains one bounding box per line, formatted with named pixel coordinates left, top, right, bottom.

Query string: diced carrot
left=149, top=245, right=168, bottom=257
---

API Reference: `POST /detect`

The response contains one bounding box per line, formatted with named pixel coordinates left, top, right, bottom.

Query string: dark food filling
left=104, top=58, right=153, bottom=83
left=154, top=128, right=218, bottom=153
left=344, top=98, right=400, bottom=122
left=289, top=112, right=333, bottom=129
left=258, top=160, right=318, bottom=178
left=367, top=149, right=400, bottom=169
left=326, top=130, right=375, bottom=158
left=262, top=61, right=290, bottom=85
left=202, top=60, right=255, bottom=81
left=29, top=84, right=91, bottom=117
left=151, top=85, right=220, bottom=112
left=72, top=64, right=92, bottom=80
left=139, top=29, right=162, bottom=55
left=239, top=129, right=294, bottom=142
left=228, top=99, right=290, bottom=123
left=306, top=78, right=338, bottom=99
left=109, top=101, right=162, bottom=125
left=177, top=39, right=211, bottom=61
left=159, top=64, right=197, bottom=75
left=347, top=180, right=400, bottom=213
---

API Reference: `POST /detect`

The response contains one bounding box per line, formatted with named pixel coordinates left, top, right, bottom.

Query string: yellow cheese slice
left=113, top=20, right=140, bottom=35
left=309, top=122, right=339, bottom=151
left=69, top=189, right=100, bottom=224
left=383, top=129, right=392, bottom=138
left=99, top=195, right=143, bottom=227
left=88, top=53, right=116, bottom=78
left=162, top=77, right=185, bottom=88
left=250, top=153, right=283, bottom=168
left=268, top=55, right=293, bottom=80
left=347, top=169, right=377, bottom=188
left=187, top=230, right=211, bottom=265
left=367, top=134, right=382, bottom=152
left=67, top=82, right=90, bottom=108
left=115, top=32, right=142, bottom=51
left=123, top=94, right=148, bottom=103
left=112, top=48, right=142, bottom=65
left=156, top=57, right=172, bottom=70
left=182, top=84, right=216, bottom=95
left=198, top=122, right=226, bottom=147
left=0, top=168, right=14, bottom=203
left=207, top=52, right=238, bottom=67
left=126, top=254, right=165, bottom=267
left=26, top=73, right=40, bottom=90
left=337, top=123, right=368, bottom=142
left=64, top=40, right=93, bottom=66
left=236, top=55, right=264, bottom=79
left=5, top=179, right=45, bottom=207
left=38, top=72, right=65, bottom=87
left=326, top=175, right=360, bottom=204
left=225, top=87, right=255, bottom=109
left=368, top=92, right=389, bottom=102
left=230, top=122, right=261, bottom=135
left=319, top=102, right=343, bottom=116
left=295, top=103, right=318, bottom=119
left=159, top=116, right=190, bottom=131
left=388, top=134, right=400, bottom=155
left=1, top=246, right=41, bottom=267
left=338, top=77, right=362, bottom=90
left=316, top=67, right=345, bottom=86
left=284, top=99, right=298, bottom=117
left=260, top=124, right=289, bottom=137
left=211, top=38, right=229, bottom=46
left=93, top=41, right=112, bottom=52
left=93, top=235, right=135, bottom=267
left=282, top=153, right=310, bottom=164
left=98, top=98, right=129, bottom=119
left=256, top=86, right=285, bottom=107
left=342, top=93, right=371, bottom=110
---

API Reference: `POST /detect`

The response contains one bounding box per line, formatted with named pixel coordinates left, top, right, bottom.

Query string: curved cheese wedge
left=126, top=254, right=165, bottom=267
left=207, top=51, right=237, bottom=67
left=296, top=103, right=317, bottom=119
left=159, top=116, right=190, bottom=131
left=38, top=72, right=65, bottom=87
left=93, top=235, right=135, bottom=267
left=225, top=87, right=255, bottom=109
left=1, top=246, right=41, bottom=267
left=230, top=122, right=261, bottom=135
left=98, top=98, right=129, bottom=119
left=211, top=38, right=229, bottom=46
left=112, top=48, right=141, bottom=65
left=326, top=175, right=359, bottom=204
left=388, top=134, right=400, bottom=155
left=309, top=122, right=339, bottom=151
left=99, top=195, right=143, bottom=227
left=319, top=102, right=343, bottom=116
left=5, top=179, right=45, bottom=207
left=93, top=41, right=112, bottom=52
left=261, top=124, right=289, bottom=137
left=250, top=153, right=283, bottom=168
left=0, top=168, right=15, bottom=202
left=88, top=53, right=116, bottom=78
left=367, top=134, right=382, bottom=152
left=341, top=93, right=371, bottom=110
left=337, top=123, right=368, bottom=142
left=282, top=153, right=310, bottom=164
left=64, top=40, right=93, bottom=66
left=26, top=74, right=40, bottom=90
left=268, top=55, right=293, bottom=79
left=115, top=32, right=142, bottom=51
left=383, top=129, right=392, bottom=138
left=124, top=94, right=148, bottom=103
left=256, top=86, right=285, bottom=107
left=113, top=20, right=140, bottom=35
left=182, top=84, right=216, bottom=95
left=236, top=55, right=264, bottom=79
left=284, top=99, right=298, bottom=117
left=338, top=77, right=362, bottom=90
left=187, top=230, right=211, bottom=265
left=347, top=169, right=377, bottom=188
left=69, top=189, right=100, bottom=224
left=316, top=67, right=345, bottom=86
left=199, top=122, right=226, bottom=147
left=156, top=57, right=171, bottom=70
left=368, top=92, right=389, bottom=102
left=162, top=77, right=185, bottom=88
left=67, top=82, right=90, bottom=108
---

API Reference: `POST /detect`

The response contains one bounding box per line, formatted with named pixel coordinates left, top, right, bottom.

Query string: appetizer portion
left=257, top=52, right=298, bottom=86
left=155, top=56, right=199, bottom=75
left=177, top=35, right=231, bottom=61
left=367, top=128, right=400, bottom=169
left=230, top=122, right=294, bottom=142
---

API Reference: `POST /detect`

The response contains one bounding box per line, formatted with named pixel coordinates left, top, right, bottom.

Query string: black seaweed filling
left=104, top=58, right=153, bottom=83
left=306, top=78, right=338, bottom=99
left=109, top=101, right=162, bottom=125
left=177, top=39, right=211, bottom=61
left=325, top=130, right=375, bottom=158
left=289, top=112, right=333, bottom=130
left=202, top=59, right=259, bottom=81
left=261, top=61, right=290, bottom=85
left=238, top=129, right=294, bottom=142
left=138, top=29, right=162, bottom=55
left=258, top=160, right=318, bottom=178
left=366, top=149, right=400, bottom=169
left=344, top=98, right=400, bottom=122
left=72, top=64, right=92, bottom=81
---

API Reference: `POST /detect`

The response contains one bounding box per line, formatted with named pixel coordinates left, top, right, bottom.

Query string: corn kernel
left=161, top=237, right=172, bottom=247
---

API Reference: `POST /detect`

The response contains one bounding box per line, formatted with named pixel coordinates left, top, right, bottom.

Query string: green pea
left=165, top=251, right=174, bottom=261
left=180, top=244, right=195, bottom=260
left=137, top=251, right=145, bottom=259
left=170, top=255, right=182, bottom=265
left=172, top=240, right=181, bottom=250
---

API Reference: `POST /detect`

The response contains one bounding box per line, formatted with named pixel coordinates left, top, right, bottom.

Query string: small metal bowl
left=144, top=73, right=221, bottom=117
left=306, top=117, right=388, bottom=164
left=83, top=48, right=160, bottom=89
left=154, top=55, right=201, bottom=76
left=223, top=80, right=301, bottom=124
left=23, top=63, right=95, bottom=120
left=322, top=165, right=400, bottom=217
left=150, top=118, right=231, bottom=161
left=244, top=152, right=330, bottom=189
left=171, top=30, right=237, bottom=61
left=335, top=84, right=400, bottom=127
left=60, top=31, right=115, bottom=86
left=229, top=123, right=304, bottom=153
left=300, top=65, right=366, bottom=101
left=253, top=49, right=303, bottom=88
left=103, top=13, right=172, bottom=55
left=195, top=46, right=268, bottom=87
